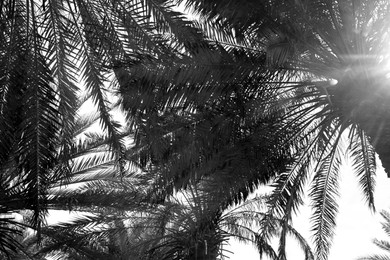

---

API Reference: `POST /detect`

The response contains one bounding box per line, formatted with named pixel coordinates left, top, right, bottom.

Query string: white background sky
left=227, top=159, right=390, bottom=260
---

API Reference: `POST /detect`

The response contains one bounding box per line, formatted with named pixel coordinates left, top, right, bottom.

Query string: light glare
left=329, top=79, right=338, bottom=86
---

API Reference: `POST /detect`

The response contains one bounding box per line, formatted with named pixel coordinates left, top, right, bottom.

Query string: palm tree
left=114, top=1, right=390, bottom=259
left=3, top=1, right=389, bottom=259
left=0, top=0, right=211, bottom=254
left=358, top=210, right=390, bottom=260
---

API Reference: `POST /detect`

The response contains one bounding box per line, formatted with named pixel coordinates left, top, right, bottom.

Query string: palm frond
left=259, top=131, right=317, bottom=248
left=255, top=235, right=278, bottom=260
left=309, top=131, right=343, bottom=260
left=349, top=126, right=376, bottom=210
left=380, top=211, right=390, bottom=238
left=19, top=24, right=60, bottom=232
left=42, top=0, right=79, bottom=176
left=286, top=223, right=314, bottom=260
left=373, top=239, right=390, bottom=252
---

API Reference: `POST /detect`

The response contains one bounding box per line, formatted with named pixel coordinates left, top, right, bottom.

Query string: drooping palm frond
left=309, top=131, right=343, bottom=260
left=0, top=2, right=60, bottom=233
left=42, top=0, right=79, bottom=174
left=20, top=48, right=60, bottom=232
left=349, top=127, right=376, bottom=210
left=221, top=195, right=314, bottom=260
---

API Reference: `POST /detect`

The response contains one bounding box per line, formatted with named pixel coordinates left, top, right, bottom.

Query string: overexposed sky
left=227, top=159, right=390, bottom=260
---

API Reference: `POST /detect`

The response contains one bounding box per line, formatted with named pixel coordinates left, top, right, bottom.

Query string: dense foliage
left=1, top=0, right=390, bottom=259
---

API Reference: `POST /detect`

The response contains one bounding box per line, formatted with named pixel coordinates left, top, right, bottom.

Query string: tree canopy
left=1, top=0, right=390, bottom=259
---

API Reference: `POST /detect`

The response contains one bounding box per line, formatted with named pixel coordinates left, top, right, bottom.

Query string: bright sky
left=226, top=159, right=390, bottom=260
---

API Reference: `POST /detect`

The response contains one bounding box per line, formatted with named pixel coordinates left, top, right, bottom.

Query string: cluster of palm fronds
left=1, top=0, right=390, bottom=259
left=0, top=106, right=311, bottom=259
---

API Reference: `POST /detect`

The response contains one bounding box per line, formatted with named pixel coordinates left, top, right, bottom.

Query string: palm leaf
left=348, top=126, right=376, bottom=210
left=309, top=131, right=343, bottom=260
